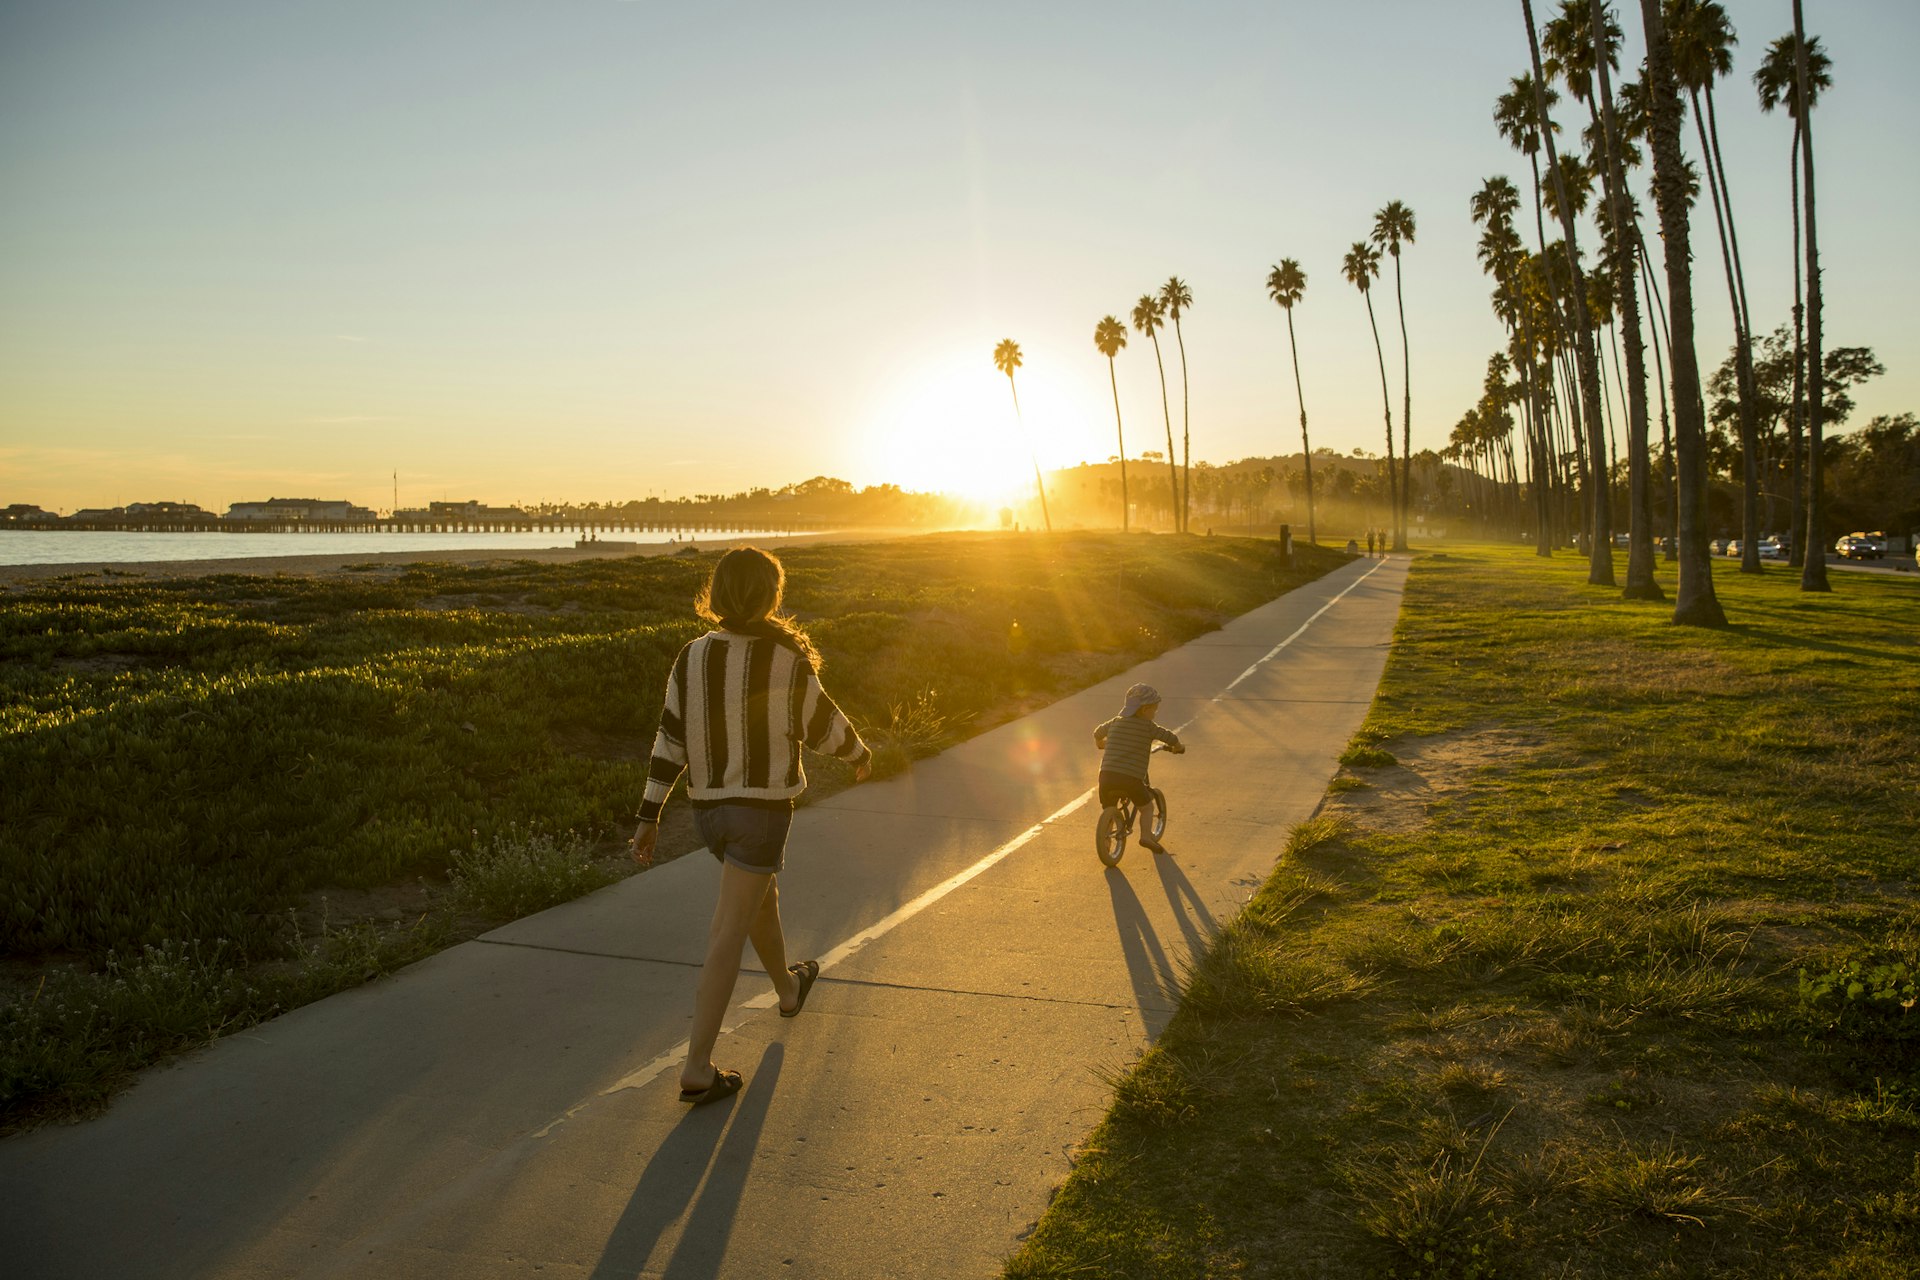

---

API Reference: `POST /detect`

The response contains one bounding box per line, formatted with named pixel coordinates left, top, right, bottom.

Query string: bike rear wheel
left=1095, top=804, right=1128, bottom=867
left=1143, top=789, right=1168, bottom=844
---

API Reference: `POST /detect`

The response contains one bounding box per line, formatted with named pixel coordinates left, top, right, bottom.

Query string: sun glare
left=862, top=351, right=1081, bottom=504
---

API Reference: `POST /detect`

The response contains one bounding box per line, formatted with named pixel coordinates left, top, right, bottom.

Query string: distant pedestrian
left=1366, top=529, right=1375, bottom=557
left=630, top=546, right=872, bottom=1106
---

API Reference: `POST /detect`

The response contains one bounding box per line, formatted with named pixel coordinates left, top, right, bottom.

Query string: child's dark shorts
left=1098, top=770, right=1154, bottom=809
left=693, top=803, right=794, bottom=874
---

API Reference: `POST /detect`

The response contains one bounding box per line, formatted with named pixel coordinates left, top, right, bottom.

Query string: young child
left=1092, top=682, right=1184, bottom=853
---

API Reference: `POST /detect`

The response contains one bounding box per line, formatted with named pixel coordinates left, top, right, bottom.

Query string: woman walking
left=629, top=547, right=872, bottom=1105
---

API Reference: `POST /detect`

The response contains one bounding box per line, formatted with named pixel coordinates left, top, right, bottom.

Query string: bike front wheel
left=1143, top=789, right=1168, bottom=844
left=1095, top=805, right=1127, bottom=867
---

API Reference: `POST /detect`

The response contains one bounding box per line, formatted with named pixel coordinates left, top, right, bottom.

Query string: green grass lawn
left=0, top=530, right=1340, bottom=1129
left=1007, top=546, right=1919, bottom=1280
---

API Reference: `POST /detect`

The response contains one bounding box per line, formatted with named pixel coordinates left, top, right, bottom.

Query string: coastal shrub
left=2, top=534, right=1338, bottom=967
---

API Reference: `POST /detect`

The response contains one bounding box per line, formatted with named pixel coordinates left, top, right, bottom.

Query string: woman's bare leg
left=749, top=876, right=800, bottom=1012
left=682, top=862, right=774, bottom=1093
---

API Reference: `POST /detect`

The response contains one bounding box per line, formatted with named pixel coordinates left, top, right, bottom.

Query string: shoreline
left=0, top=527, right=925, bottom=585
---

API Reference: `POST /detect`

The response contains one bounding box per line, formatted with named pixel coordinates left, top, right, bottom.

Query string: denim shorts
left=693, top=804, right=794, bottom=875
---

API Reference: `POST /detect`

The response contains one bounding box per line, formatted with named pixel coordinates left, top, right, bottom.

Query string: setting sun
left=861, top=349, right=1092, bottom=505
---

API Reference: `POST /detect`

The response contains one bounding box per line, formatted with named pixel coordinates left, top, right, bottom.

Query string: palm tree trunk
left=1150, top=333, right=1179, bottom=533
left=1787, top=123, right=1807, bottom=568
left=1523, top=0, right=1613, bottom=584
left=1635, top=232, right=1679, bottom=560
left=1363, top=291, right=1400, bottom=538
left=1691, top=88, right=1764, bottom=574
left=1010, top=380, right=1051, bottom=532
left=1709, top=82, right=1767, bottom=568
left=1524, top=356, right=1553, bottom=554
left=1591, top=0, right=1663, bottom=601
left=1393, top=253, right=1412, bottom=550
left=1285, top=310, right=1316, bottom=545
left=1794, top=0, right=1829, bottom=592
left=1107, top=358, right=1129, bottom=533
left=1174, top=317, right=1190, bottom=533
left=1638, top=0, right=1725, bottom=626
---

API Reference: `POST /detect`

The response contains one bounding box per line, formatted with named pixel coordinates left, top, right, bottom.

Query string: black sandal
left=780, top=960, right=820, bottom=1018
left=679, top=1068, right=743, bottom=1106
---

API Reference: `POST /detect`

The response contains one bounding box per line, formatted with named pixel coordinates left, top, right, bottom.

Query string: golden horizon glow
left=860, top=349, right=1088, bottom=506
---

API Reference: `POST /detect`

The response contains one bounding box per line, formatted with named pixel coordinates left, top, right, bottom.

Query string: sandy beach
left=0, top=527, right=917, bottom=586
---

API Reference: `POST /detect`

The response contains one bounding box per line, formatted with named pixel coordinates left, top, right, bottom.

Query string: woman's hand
left=630, top=821, right=659, bottom=867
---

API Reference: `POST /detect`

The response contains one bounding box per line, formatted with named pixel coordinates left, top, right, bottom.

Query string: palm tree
left=1266, top=259, right=1316, bottom=545
left=1159, top=277, right=1194, bottom=532
left=1343, top=240, right=1400, bottom=540
left=1130, top=294, right=1180, bottom=532
left=1522, top=0, right=1614, bottom=586
left=1371, top=201, right=1417, bottom=550
left=1094, top=316, right=1131, bottom=532
left=993, top=338, right=1050, bottom=532
left=1635, top=0, right=1725, bottom=625
left=1788, top=0, right=1829, bottom=592
left=1665, top=0, right=1764, bottom=574
left=1757, top=31, right=1831, bottom=570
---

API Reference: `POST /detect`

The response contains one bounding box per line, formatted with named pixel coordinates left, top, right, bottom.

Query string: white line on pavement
left=1219, top=558, right=1386, bottom=696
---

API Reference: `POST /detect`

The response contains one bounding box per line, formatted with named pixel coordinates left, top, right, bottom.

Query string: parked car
left=1724, top=539, right=1744, bottom=557
left=1757, top=537, right=1787, bottom=560
left=1835, top=535, right=1881, bottom=560
left=1711, top=537, right=1734, bottom=556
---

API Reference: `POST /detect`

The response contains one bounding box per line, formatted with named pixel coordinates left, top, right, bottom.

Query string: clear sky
left=2, top=0, right=1915, bottom=514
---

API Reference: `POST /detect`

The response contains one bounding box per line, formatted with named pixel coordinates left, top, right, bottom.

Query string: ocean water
left=0, top=528, right=796, bottom=567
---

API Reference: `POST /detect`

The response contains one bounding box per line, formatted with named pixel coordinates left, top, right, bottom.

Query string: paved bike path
left=0, top=554, right=1408, bottom=1279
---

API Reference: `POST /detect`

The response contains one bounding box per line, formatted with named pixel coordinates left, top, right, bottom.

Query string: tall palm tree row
left=1265, top=259, right=1317, bottom=546
left=1635, top=0, right=1725, bottom=625
left=1343, top=240, right=1401, bottom=534
left=1521, top=0, right=1615, bottom=587
left=1472, top=177, right=1555, bottom=553
left=992, top=338, right=1051, bottom=533
left=1755, top=31, right=1831, bottom=571
left=1494, top=73, right=1585, bottom=541
left=1093, top=317, right=1131, bottom=532
left=1370, top=201, right=1418, bottom=550
left=1544, top=0, right=1662, bottom=600
left=1159, top=278, right=1195, bottom=532
left=1130, top=295, right=1182, bottom=532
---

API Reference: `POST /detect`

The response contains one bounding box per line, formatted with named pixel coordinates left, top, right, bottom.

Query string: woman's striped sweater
left=638, top=630, right=870, bottom=822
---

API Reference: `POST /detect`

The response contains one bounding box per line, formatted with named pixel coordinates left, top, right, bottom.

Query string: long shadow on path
left=592, top=1043, right=785, bottom=1280
left=1149, top=852, right=1219, bottom=961
left=1105, top=869, right=1179, bottom=1031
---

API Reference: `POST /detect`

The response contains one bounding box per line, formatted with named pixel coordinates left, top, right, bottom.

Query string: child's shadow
left=1105, top=869, right=1181, bottom=1035
left=591, top=1043, right=784, bottom=1280
left=1151, top=852, right=1219, bottom=960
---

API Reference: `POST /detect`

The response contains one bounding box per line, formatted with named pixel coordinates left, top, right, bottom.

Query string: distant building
left=428, top=500, right=528, bottom=519
left=2, top=504, right=57, bottom=524
left=391, top=501, right=528, bottom=521
left=125, top=501, right=209, bottom=519
left=66, top=507, right=126, bottom=522
left=225, top=498, right=375, bottom=522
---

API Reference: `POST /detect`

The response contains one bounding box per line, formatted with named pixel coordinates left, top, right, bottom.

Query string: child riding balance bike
left=1092, top=682, right=1184, bottom=867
